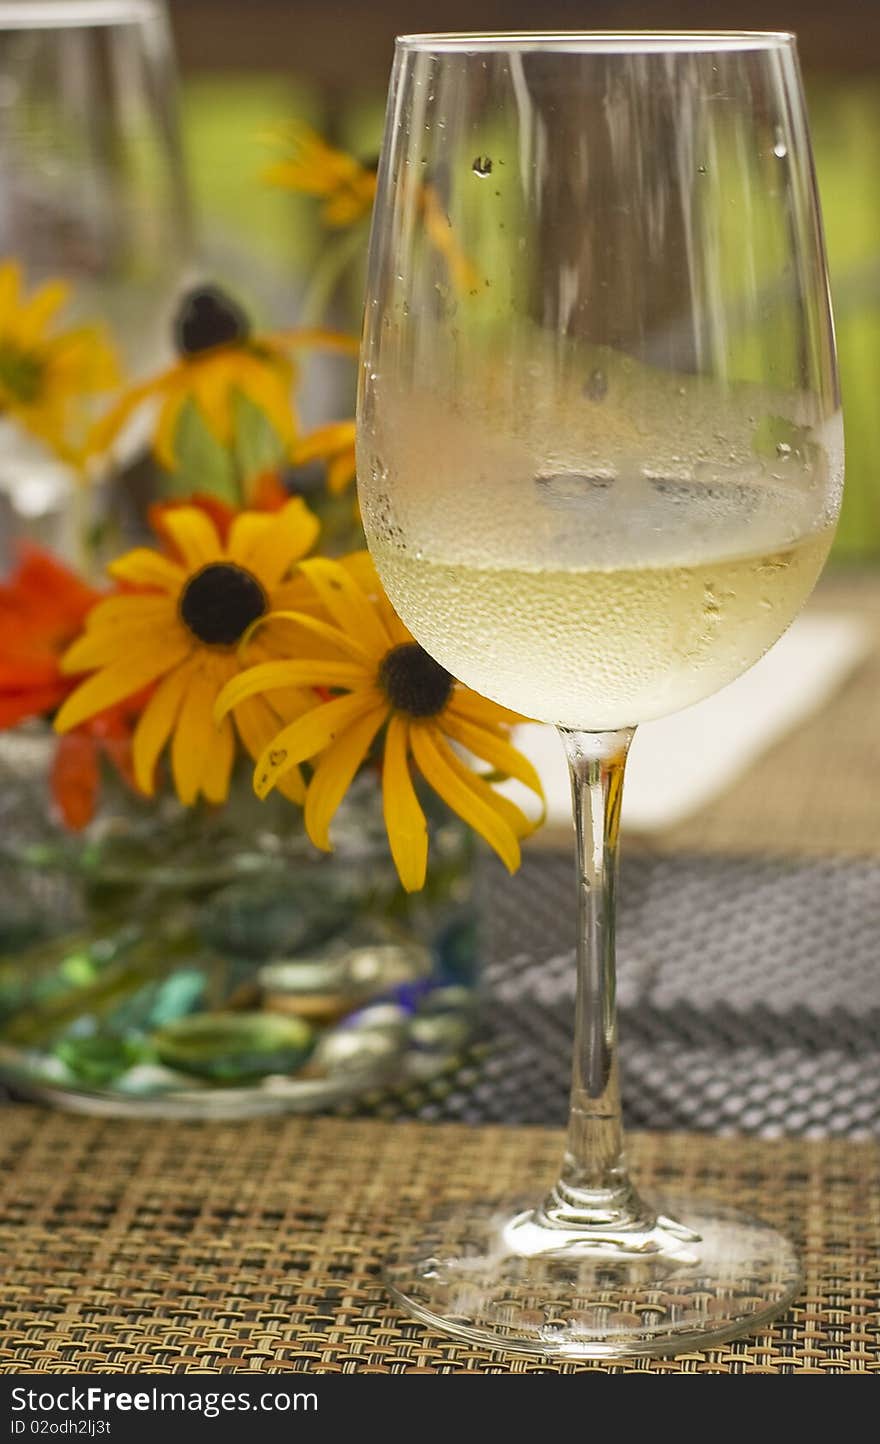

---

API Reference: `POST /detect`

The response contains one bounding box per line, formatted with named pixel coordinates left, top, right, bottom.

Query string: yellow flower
left=293, top=419, right=356, bottom=494
left=266, top=125, right=479, bottom=292
left=215, top=554, right=544, bottom=891
left=0, top=259, right=119, bottom=465
left=54, top=499, right=323, bottom=807
left=264, top=124, right=377, bottom=227
left=92, top=283, right=358, bottom=470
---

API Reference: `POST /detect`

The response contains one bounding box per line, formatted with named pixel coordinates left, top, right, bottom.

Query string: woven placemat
left=0, top=1106, right=876, bottom=1373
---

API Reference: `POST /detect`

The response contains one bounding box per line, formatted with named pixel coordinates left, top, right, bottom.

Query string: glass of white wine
left=357, top=32, right=842, bottom=1358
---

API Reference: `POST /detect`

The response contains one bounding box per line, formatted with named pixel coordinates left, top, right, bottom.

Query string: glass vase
left=0, top=720, right=478, bottom=1116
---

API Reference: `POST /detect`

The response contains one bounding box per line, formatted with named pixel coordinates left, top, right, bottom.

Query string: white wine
left=367, top=475, right=834, bottom=729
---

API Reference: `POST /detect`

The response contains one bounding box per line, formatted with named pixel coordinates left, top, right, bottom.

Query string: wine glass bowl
left=358, top=32, right=841, bottom=1357
left=0, top=0, right=190, bottom=552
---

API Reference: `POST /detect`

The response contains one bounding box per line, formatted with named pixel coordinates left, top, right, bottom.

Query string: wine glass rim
left=396, top=30, right=796, bottom=54
left=0, top=0, right=157, bottom=29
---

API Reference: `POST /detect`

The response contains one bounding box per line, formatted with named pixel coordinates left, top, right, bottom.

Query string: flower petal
left=68, top=592, right=174, bottom=634
left=170, top=658, right=225, bottom=805
left=153, top=387, right=189, bottom=471
left=161, top=505, right=223, bottom=569
left=108, top=549, right=187, bottom=593
left=189, top=355, right=236, bottom=444
left=327, top=448, right=357, bottom=495
left=234, top=497, right=320, bottom=590
left=233, top=694, right=305, bottom=804
left=131, top=657, right=195, bottom=795
left=226, top=511, right=273, bottom=566
left=61, top=613, right=183, bottom=675
left=382, top=714, right=427, bottom=892
left=50, top=731, right=99, bottom=832
left=55, top=634, right=189, bottom=734
left=17, top=278, right=70, bottom=345
left=410, top=722, right=522, bottom=874
left=215, top=659, right=369, bottom=722
left=304, top=704, right=386, bottom=851
left=298, top=557, right=391, bottom=658
left=258, top=609, right=375, bottom=667
left=292, top=419, right=355, bottom=465
left=439, top=713, right=544, bottom=799
left=446, top=689, right=525, bottom=729
left=200, top=711, right=236, bottom=805
left=0, top=261, right=22, bottom=317
left=89, top=372, right=169, bottom=454
left=252, top=689, right=382, bottom=798
left=421, top=727, right=536, bottom=840
left=236, top=360, right=298, bottom=452
left=274, top=326, right=360, bottom=357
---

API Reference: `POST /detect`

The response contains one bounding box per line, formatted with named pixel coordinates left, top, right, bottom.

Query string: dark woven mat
left=0, top=1109, right=876, bottom=1373
left=354, top=850, right=880, bottom=1137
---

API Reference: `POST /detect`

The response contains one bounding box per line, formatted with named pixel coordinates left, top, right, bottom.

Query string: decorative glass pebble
left=259, top=937, right=432, bottom=1022
left=154, top=1011, right=315, bottom=1082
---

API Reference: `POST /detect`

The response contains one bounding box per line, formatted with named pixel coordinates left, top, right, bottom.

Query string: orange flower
left=0, top=545, right=100, bottom=728
left=0, top=545, right=139, bottom=828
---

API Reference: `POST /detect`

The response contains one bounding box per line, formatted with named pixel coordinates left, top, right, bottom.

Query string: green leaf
left=232, top=390, right=286, bottom=485
left=160, top=399, right=239, bottom=503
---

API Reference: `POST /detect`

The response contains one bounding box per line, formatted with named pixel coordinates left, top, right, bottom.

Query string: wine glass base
left=385, top=1195, right=802, bottom=1359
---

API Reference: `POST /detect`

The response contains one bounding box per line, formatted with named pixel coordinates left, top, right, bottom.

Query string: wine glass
left=357, top=32, right=842, bottom=1358
left=0, top=0, right=190, bottom=556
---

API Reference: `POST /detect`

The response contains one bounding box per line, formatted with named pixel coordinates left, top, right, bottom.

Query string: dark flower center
left=174, top=285, right=251, bottom=357
left=179, top=563, right=267, bottom=646
left=379, top=643, right=454, bottom=718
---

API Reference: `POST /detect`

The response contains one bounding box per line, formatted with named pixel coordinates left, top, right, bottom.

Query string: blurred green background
left=168, top=0, right=880, bottom=560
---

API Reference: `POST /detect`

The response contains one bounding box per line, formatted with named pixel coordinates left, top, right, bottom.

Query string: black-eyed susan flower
left=264, top=124, right=377, bottom=228
left=0, top=259, right=119, bottom=465
left=92, top=283, right=358, bottom=470
left=293, top=419, right=356, bottom=494
left=54, top=498, right=324, bottom=807
left=266, top=125, right=479, bottom=294
left=215, top=554, right=544, bottom=891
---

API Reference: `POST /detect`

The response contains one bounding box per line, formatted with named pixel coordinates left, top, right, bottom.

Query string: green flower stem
left=298, top=224, right=369, bottom=327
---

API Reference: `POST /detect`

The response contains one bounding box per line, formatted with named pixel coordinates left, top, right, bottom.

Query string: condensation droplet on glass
left=776, top=442, right=792, bottom=458
left=697, top=164, right=707, bottom=174
left=472, top=155, right=493, bottom=177
left=582, top=368, right=608, bottom=402
left=773, top=129, right=788, bottom=158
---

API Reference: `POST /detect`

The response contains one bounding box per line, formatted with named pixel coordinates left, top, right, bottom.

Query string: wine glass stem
left=544, top=726, right=650, bottom=1229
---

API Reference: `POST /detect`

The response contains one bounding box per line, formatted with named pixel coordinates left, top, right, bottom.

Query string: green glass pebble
left=154, top=1012, right=315, bottom=1082
left=56, top=1035, right=143, bottom=1085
